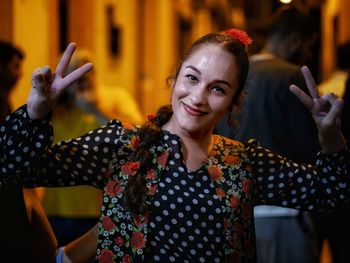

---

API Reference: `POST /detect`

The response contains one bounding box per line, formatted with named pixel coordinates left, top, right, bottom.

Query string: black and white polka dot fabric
left=147, top=131, right=227, bottom=262
left=1, top=105, right=349, bottom=262
left=0, top=106, right=53, bottom=185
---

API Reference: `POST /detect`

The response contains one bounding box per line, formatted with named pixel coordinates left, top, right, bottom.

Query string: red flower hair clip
left=222, top=28, right=252, bottom=47
left=147, top=113, right=156, bottom=122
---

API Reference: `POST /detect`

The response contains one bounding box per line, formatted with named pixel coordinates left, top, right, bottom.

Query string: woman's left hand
left=289, top=66, right=346, bottom=153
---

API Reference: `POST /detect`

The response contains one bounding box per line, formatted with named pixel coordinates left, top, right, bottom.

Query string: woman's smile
left=182, top=102, right=208, bottom=116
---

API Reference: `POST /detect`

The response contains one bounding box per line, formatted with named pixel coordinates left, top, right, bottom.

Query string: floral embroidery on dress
left=3, top=105, right=349, bottom=263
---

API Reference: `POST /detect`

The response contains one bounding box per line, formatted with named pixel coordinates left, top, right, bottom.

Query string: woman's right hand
left=27, top=43, right=93, bottom=120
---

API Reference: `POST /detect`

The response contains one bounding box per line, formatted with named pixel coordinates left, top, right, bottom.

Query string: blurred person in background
left=215, top=7, right=320, bottom=263
left=66, top=50, right=144, bottom=125
left=0, top=41, right=57, bottom=262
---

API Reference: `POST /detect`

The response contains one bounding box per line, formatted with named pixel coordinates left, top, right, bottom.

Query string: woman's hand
left=290, top=66, right=346, bottom=153
left=27, top=43, right=93, bottom=120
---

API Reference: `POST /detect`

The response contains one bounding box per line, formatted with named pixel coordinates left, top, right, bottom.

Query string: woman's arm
left=290, top=66, right=346, bottom=153
left=23, top=189, right=58, bottom=262
left=249, top=139, right=349, bottom=212
left=56, top=223, right=99, bottom=263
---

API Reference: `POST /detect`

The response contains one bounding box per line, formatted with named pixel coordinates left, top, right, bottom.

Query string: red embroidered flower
left=115, top=236, right=124, bottom=246
left=228, top=236, right=235, bottom=247
left=103, top=169, right=112, bottom=178
left=143, top=212, right=150, bottom=224
left=208, top=165, right=223, bottom=181
left=122, top=254, right=131, bottom=263
left=106, top=180, right=123, bottom=197
left=102, top=216, right=116, bottom=231
left=225, top=155, right=240, bottom=164
left=215, top=188, right=226, bottom=198
left=131, top=136, right=140, bottom=149
left=243, top=179, right=252, bottom=193
left=224, top=218, right=229, bottom=230
left=98, top=249, right=114, bottom=263
left=130, top=232, right=145, bottom=250
left=146, top=169, right=156, bottom=180
left=245, top=164, right=253, bottom=173
left=229, top=196, right=240, bottom=209
left=133, top=215, right=142, bottom=227
left=122, top=123, right=134, bottom=130
left=147, top=113, right=156, bottom=122
left=222, top=28, right=252, bottom=47
left=157, top=151, right=169, bottom=167
left=121, top=161, right=141, bottom=176
left=148, top=185, right=158, bottom=196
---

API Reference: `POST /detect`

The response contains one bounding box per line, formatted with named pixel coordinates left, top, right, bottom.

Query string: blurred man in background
left=0, top=41, right=57, bottom=262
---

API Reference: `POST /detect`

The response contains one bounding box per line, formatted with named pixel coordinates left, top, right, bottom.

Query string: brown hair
left=124, top=32, right=249, bottom=215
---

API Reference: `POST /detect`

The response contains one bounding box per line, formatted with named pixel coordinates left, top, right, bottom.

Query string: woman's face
left=168, top=44, right=239, bottom=136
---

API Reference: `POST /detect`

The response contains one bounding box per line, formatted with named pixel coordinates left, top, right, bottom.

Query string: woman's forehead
left=182, top=45, right=238, bottom=80
left=185, top=45, right=235, bottom=66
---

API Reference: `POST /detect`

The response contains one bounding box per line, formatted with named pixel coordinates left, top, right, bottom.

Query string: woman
left=2, top=29, right=348, bottom=262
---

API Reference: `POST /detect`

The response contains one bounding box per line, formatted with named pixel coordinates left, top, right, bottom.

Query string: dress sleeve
left=1, top=105, right=126, bottom=190
left=246, top=139, right=350, bottom=212
left=1, top=105, right=53, bottom=178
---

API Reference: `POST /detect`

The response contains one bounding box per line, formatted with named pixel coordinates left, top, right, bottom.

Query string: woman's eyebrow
left=213, top=80, right=231, bottom=88
left=185, top=65, right=201, bottom=75
left=185, top=65, right=231, bottom=87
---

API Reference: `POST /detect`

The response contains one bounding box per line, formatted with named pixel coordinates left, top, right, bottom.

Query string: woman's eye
left=186, top=74, right=198, bottom=82
left=212, top=86, right=225, bottom=94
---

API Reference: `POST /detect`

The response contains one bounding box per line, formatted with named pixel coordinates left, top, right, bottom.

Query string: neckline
left=161, top=129, right=214, bottom=173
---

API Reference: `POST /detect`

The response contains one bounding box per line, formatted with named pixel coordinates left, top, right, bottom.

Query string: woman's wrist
left=319, top=130, right=346, bottom=154
left=55, top=247, right=65, bottom=263
left=56, top=247, right=73, bottom=263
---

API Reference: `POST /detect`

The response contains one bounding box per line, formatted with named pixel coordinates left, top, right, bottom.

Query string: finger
left=41, top=65, right=53, bottom=83
left=322, top=92, right=338, bottom=104
left=55, top=42, right=77, bottom=77
left=60, top=63, right=93, bottom=89
left=315, top=93, right=338, bottom=117
left=323, top=98, right=344, bottom=126
left=301, top=66, right=320, bottom=99
left=289, top=84, right=314, bottom=110
left=31, top=67, right=48, bottom=92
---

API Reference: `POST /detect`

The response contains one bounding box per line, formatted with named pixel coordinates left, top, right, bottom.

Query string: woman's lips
left=182, top=102, right=208, bottom=116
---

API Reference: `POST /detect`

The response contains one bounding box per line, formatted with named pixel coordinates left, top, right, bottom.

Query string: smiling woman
left=1, top=29, right=349, bottom=263
left=163, top=44, right=240, bottom=171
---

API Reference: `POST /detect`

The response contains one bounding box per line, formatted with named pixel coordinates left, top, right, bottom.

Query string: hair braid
left=124, top=105, right=173, bottom=215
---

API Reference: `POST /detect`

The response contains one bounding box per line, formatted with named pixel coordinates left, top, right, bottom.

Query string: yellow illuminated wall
left=10, top=0, right=56, bottom=109
left=7, top=0, right=177, bottom=117
left=322, top=0, right=350, bottom=79
left=3, top=0, right=277, bottom=118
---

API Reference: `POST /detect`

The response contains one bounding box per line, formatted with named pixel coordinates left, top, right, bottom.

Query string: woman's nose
left=190, top=85, right=207, bottom=105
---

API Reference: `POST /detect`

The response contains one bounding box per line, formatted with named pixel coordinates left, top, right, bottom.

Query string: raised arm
left=27, top=43, right=93, bottom=120
left=290, top=66, right=346, bottom=153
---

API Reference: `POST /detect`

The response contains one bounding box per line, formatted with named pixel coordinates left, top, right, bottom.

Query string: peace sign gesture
left=27, top=43, right=93, bottom=120
left=290, top=66, right=346, bottom=153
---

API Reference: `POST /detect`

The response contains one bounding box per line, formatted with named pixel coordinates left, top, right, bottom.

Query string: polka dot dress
left=147, top=131, right=228, bottom=262
left=2, top=105, right=349, bottom=262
